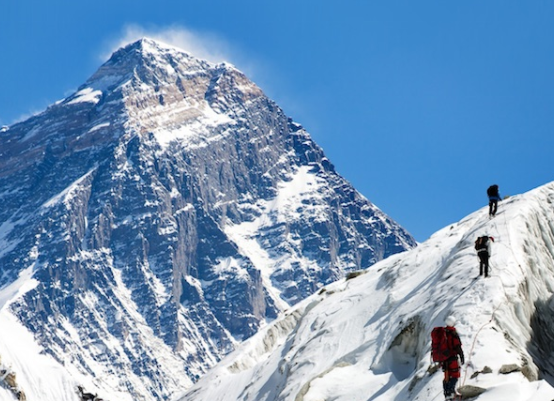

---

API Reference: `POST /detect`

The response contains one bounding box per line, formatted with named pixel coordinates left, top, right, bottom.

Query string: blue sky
left=2, top=1, right=554, bottom=241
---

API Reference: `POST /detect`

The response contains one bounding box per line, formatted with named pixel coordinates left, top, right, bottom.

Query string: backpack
left=474, top=236, right=488, bottom=251
left=431, top=326, right=452, bottom=362
left=487, top=185, right=499, bottom=197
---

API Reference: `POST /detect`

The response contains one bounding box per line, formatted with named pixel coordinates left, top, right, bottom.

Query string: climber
left=474, top=236, right=494, bottom=278
left=442, top=316, right=465, bottom=400
left=487, top=185, right=501, bottom=217
left=77, top=385, right=98, bottom=401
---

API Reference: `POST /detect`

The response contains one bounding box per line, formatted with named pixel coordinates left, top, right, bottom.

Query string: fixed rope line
left=460, top=301, right=503, bottom=388
left=501, top=208, right=526, bottom=276
left=461, top=209, right=522, bottom=388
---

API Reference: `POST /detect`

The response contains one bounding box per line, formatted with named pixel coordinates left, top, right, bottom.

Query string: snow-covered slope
left=176, top=182, right=554, bottom=401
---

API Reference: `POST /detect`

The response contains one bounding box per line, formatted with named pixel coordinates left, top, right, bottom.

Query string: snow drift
left=176, top=182, right=554, bottom=401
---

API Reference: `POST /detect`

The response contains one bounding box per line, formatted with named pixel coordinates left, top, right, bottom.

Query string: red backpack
left=431, top=327, right=452, bottom=362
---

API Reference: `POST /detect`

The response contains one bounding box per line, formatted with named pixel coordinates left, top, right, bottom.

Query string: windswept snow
left=0, top=266, right=37, bottom=311
left=88, top=122, right=111, bottom=133
left=178, top=182, right=554, bottom=401
left=152, top=105, right=235, bottom=149
left=41, top=169, right=95, bottom=209
left=67, top=87, right=102, bottom=105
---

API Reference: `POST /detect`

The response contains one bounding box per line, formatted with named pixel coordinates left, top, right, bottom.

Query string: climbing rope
left=431, top=206, right=529, bottom=399
left=460, top=207, right=525, bottom=389
left=499, top=210, right=526, bottom=276
left=459, top=301, right=503, bottom=388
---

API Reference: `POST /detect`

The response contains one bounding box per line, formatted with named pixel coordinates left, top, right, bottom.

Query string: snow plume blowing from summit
left=0, top=38, right=415, bottom=401
left=177, top=182, right=554, bottom=401
left=104, top=25, right=235, bottom=64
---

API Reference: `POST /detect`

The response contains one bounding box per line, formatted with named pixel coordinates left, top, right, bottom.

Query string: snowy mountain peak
left=75, top=37, right=263, bottom=147
left=0, top=40, right=416, bottom=400
left=83, top=37, right=242, bottom=96
left=84, top=38, right=213, bottom=91
left=128, top=37, right=236, bottom=71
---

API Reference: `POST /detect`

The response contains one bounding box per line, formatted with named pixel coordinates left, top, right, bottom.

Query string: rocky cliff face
left=0, top=38, right=416, bottom=400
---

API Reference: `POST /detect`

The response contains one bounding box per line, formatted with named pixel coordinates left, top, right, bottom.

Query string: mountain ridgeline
left=0, top=39, right=415, bottom=400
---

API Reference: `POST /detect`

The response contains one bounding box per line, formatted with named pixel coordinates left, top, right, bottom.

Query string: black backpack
left=474, top=236, right=488, bottom=251
left=487, top=185, right=499, bottom=197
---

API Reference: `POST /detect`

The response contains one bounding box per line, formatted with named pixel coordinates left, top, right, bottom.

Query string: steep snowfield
left=176, top=182, right=554, bottom=401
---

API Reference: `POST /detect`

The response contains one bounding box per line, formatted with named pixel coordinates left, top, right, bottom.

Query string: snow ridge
left=177, top=181, right=554, bottom=401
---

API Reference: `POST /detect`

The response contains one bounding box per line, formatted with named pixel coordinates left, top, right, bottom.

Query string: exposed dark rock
left=499, top=364, right=521, bottom=374
left=458, top=385, right=487, bottom=399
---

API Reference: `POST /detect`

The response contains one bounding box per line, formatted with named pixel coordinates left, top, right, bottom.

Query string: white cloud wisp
left=102, top=24, right=235, bottom=65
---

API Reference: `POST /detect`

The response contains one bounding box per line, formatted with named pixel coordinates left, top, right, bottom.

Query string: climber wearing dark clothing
left=487, top=185, right=501, bottom=217
left=475, top=236, right=494, bottom=278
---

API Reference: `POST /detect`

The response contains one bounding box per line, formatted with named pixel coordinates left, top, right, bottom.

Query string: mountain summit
left=0, top=38, right=415, bottom=400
